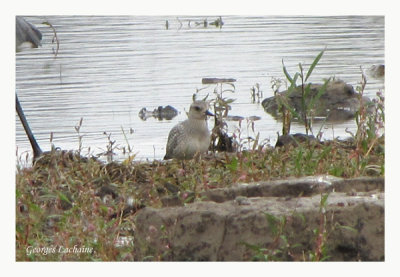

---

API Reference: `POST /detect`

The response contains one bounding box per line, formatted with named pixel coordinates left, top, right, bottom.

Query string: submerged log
left=202, top=78, right=236, bottom=84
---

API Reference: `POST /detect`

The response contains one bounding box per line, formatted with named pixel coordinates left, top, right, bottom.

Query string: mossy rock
left=262, top=80, right=372, bottom=122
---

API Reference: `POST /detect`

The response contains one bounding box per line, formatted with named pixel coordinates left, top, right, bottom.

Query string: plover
left=164, top=101, right=213, bottom=160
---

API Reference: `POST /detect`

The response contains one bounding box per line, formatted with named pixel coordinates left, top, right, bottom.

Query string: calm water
left=16, top=16, right=384, bottom=163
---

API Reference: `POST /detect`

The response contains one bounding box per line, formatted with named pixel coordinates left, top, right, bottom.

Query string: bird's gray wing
left=164, top=123, right=184, bottom=159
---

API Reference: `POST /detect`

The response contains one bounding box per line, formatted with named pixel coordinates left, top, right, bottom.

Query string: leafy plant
left=279, top=49, right=329, bottom=136
left=194, top=79, right=236, bottom=152
left=242, top=213, right=300, bottom=261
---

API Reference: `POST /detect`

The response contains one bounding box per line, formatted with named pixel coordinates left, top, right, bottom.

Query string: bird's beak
left=205, top=110, right=214, bottom=116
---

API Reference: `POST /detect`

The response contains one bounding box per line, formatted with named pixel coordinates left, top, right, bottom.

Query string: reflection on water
left=16, top=15, right=384, bottom=163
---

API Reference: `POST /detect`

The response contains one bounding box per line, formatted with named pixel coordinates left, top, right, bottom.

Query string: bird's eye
left=194, top=106, right=201, bottom=111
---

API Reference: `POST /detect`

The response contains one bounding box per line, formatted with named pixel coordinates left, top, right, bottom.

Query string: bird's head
left=188, top=100, right=214, bottom=120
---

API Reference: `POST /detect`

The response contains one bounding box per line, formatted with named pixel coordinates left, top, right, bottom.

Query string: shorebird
left=164, top=101, right=213, bottom=160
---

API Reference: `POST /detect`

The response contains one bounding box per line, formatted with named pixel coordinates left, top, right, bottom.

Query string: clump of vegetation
left=194, top=77, right=237, bottom=152
left=275, top=49, right=329, bottom=136
left=351, top=71, right=385, bottom=165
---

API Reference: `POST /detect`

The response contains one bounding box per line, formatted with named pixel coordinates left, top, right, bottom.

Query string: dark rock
left=212, top=129, right=235, bottom=152
left=262, top=80, right=372, bottom=122
left=156, top=105, right=178, bottom=120
left=164, top=182, right=180, bottom=194
left=275, top=133, right=318, bottom=147
left=368, top=64, right=384, bottom=78
left=95, top=185, right=119, bottom=200
left=138, top=105, right=178, bottom=121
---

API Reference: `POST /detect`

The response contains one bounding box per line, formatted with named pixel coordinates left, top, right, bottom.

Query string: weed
left=250, top=83, right=263, bottom=104
left=280, top=49, right=329, bottom=136
left=345, top=69, right=385, bottom=175
left=354, top=71, right=385, bottom=155
left=194, top=78, right=237, bottom=152
left=42, top=21, right=59, bottom=58
left=242, top=212, right=302, bottom=261
left=74, top=118, right=84, bottom=155
left=309, top=193, right=330, bottom=261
